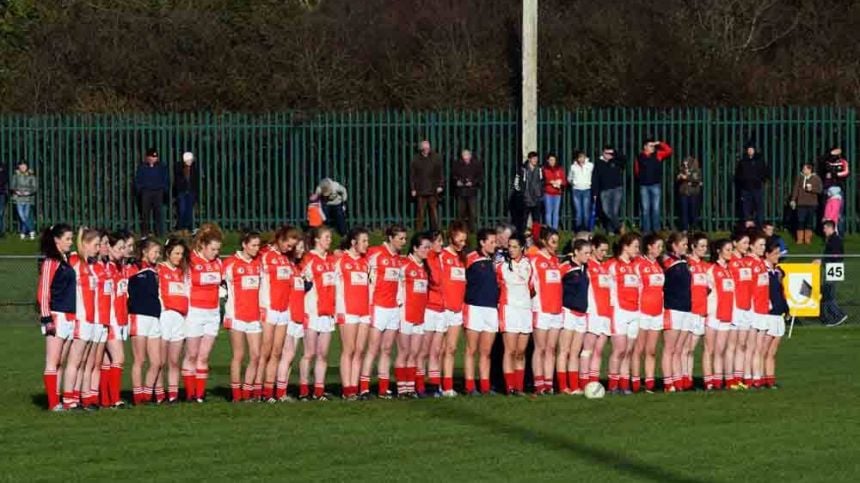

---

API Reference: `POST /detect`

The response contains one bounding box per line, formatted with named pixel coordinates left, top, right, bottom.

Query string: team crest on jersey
left=382, top=259, right=389, bottom=266
left=446, top=259, right=453, bottom=265
left=317, top=264, right=324, bottom=271
left=345, top=263, right=352, bottom=270
left=540, top=262, right=548, bottom=268
left=196, top=265, right=203, bottom=270
left=238, top=267, right=245, bottom=274
left=410, top=270, right=417, bottom=276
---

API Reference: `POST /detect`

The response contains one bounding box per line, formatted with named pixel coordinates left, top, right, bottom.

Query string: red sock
left=99, top=368, right=110, bottom=407
left=110, top=365, right=122, bottom=404
left=379, top=377, right=390, bottom=395
left=568, top=371, right=580, bottom=392
left=619, top=377, right=630, bottom=391
left=276, top=380, right=287, bottom=399
left=168, top=385, right=179, bottom=401
left=479, top=379, right=490, bottom=394
left=299, top=383, right=309, bottom=397
left=632, top=378, right=641, bottom=393
left=43, top=371, right=59, bottom=409
left=253, top=384, right=262, bottom=400
left=744, top=377, right=752, bottom=387
left=415, top=369, right=425, bottom=394
left=62, top=391, right=76, bottom=409
left=429, top=370, right=441, bottom=386
left=142, top=389, right=152, bottom=403
left=442, top=376, right=453, bottom=392
left=263, top=385, right=274, bottom=400
left=674, top=378, right=684, bottom=391
left=557, top=371, right=568, bottom=393
left=714, top=377, right=724, bottom=389
left=195, top=368, right=208, bottom=399
left=155, top=386, right=166, bottom=403
left=314, top=383, right=324, bottom=398
left=645, top=378, right=655, bottom=391
left=241, top=384, right=251, bottom=401
left=515, top=370, right=525, bottom=391
left=465, top=378, right=475, bottom=393
left=183, top=372, right=196, bottom=401
left=608, top=374, right=619, bottom=391
left=589, top=371, right=599, bottom=386
left=359, top=376, right=370, bottom=394
left=504, top=372, right=515, bottom=393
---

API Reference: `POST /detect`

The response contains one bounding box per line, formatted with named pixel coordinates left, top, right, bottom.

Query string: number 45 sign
left=825, top=262, right=845, bottom=282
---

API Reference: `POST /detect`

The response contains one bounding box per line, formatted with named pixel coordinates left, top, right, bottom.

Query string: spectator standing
left=567, top=151, right=594, bottom=232
left=174, top=152, right=201, bottom=232
left=677, top=156, right=703, bottom=231
left=819, top=220, right=847, bottom=327
left=542, top=153, right=566, bottom=230
left=451, top=149, right=484, bottom=232
left=0, top=162, right=7, bottom=237
left=134, top=148, right=169, bottom=237
left=10, top=161, right=37, bottom=239
left=314, top=177, right=348, bottom=236
left=592, top=145, right=626, bottom=235
left=734, top=143, right=770, bottom=226
left=635, top=139, right=673, bottom=233
left=409, top=140, right=444, bottom=231
left=820, top=146, right=849, bottom=233
left=789, top=162, right=823, bottom=245
left=518, top=152, right=544, bottom=239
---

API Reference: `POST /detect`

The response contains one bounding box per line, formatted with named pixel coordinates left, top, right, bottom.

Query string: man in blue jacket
left=134, top=148, right=169, bottom=236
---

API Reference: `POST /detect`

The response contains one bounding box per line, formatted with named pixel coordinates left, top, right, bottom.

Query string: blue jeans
left=543, top=194, right=561, bottom=230
left=15, top=203, right=34, bottom=234
left=572, top=189, right=592, bottom=232
left=599, top=187, right=624, bottom=234
left=176, top=192, right=196, bottom=231
left=639, top=184, right=662, bottom=233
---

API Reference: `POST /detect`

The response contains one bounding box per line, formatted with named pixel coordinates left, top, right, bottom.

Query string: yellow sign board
left=780, top=263, right=821, bottom=317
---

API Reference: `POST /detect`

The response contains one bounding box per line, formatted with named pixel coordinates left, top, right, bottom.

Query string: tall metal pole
left=522, top=0, right=538, bottom=159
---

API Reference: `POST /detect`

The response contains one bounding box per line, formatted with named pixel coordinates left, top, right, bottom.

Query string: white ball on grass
left=584, top=381, right=605, bottom=399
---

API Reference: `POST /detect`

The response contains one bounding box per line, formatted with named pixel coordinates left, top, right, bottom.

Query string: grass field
left=1, top=230, right=859, bottom=481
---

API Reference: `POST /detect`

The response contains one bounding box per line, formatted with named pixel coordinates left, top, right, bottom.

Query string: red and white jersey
left=426, top=250, right=444, bottom=312
left=401, top=255, right=429, bottom=323
left=289, top=257, right=306, bottom=323
left=439, top=248, right=467, bottom=312
left=530, top=250, right=562, bottom=314
left=586, top=257, right=613, bottom=318
left=303, top=251, right=336, bottom=318
left=189, top=251, right=223, bottom=310
left=688, top=257, right=711, bottom=317
left=607, top=257, right=640, bottom=312
left=367, top=244, right=402, bottom=308
left=635, top=256, right=664, bottom=316
left=750, top=256, right=770, bottom=315
left=729, top=254, right=754, bottom=310
left=92, top=259, right=117, bottom=325
left=223, top=253, right=261, bottom=322
left=497, top=256, right=533, bottom=310
left=70, top=253, right=98, bottom=323
left=115, top=262, right=137, bottom=325
left=707, top=261, right=735, bottom=322
left=158, top=263, right=189, bottom=316
left=335, top=251, right=370, bottom=317
left=259, top=247, right=294, bottom=312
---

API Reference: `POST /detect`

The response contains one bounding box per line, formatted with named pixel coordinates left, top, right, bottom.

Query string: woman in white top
left=567, top=151, right=594, bottom=232
left=497, top=234, right=532, bottom=395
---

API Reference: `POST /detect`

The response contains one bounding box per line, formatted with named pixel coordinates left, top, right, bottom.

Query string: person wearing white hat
left=174, top=151, right=200, bottom=232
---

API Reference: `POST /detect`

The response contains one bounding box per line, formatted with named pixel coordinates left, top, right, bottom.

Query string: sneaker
left=467, top=390, right=481, bottom=397
left=826, top=315, right=848, bottom=327
left=622, top=389, right=633, bottom=396
left=297, top=394, right=310, bottom=402
left=50, top=403, right=65, bottom=412
left=378, top=390, right=394, bottom=400
left=663, top=386, right=676, bottom=394
left=314, top=394, right=330, bottom=401
left=507, top=389, right=522, bottom=397
left=441, top=389, right=458, bottom=398
left=19, top=234, right=26, bottom=240
left=112, top=400, right=127, bottom=409
left=195, top=397, right=205, bottom=404
left=29, top=232, right=36, bottom=240
left=357, top=391, right=373, bottom=401
left=570, top=389, right=584, bottom=396
left=278, top=395, right=296, bottom=403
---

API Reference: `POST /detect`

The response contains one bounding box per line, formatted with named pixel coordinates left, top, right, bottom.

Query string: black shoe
left=357, top=391, right=373, bottom=401
left=826, top=315, right=848, bottom=327
left=297, top=394, right=310, bottom=402
left=378, top=390, right=394, bottom=400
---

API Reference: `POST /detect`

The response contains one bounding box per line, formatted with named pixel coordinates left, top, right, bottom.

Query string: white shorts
left=160, top=310, right=186, bottom=342
left=639, top=313, right=664, bottom=332
left=337, top=313, right=371, bottom=326
left=586, top=314, right=611, bottom=336
left=732, top=308, right=753, bottom=330
left=74, top=320, right=95, bottom=341
left=688, top=314, right=705, bottom=336
left=129, top=314, right=161, bottom=338
left=308, top=315, right=335, bottom=333
left=533, top=311, right=563, bottom=331
left=707, top=317, right=732, bottom=332
left=92, top=324, right=108, bottom=343
left=400, top=321, right=425, bottom=335
left=611, top=308, right=639, bottom=338
left=225, top=318, right=263, bottom=334
left=664, top=310, right=695, bottom=332
left=108, top=323, right=129, bottom=342
left=287, top=321, right=305, bottom=339
left=47, top=313, right=76, bottom=340
left=372, top=306, right=400, bottom=332
left=766, top=315, right=786, bottom=337
left=563, top=309, right=587, bottom=333
left=500, top=305, right=532, bottom=334
left=264, top=309, right=291, bottom=326
left=423, top=309, right=447, bottom=333
left=750, top=312, right=771, bottom=331
left=463, top=305, right=499, bottom=333
left=185, top=307, right=220, bottom=338
left=444, top=310, right=464, bottom=328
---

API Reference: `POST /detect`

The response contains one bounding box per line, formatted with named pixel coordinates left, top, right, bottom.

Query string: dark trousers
left=324, top=203, right=347, bottom=236
left=0, top=194, right=6, bottom=234
left=416, top=195, right=439, bottom=231
left=139, top=189, right=165, bottom=236
left=457, top=195, right=477, bottom=231
left=679, top=194, right=701, bottom=231
left=176, top=191, right=195, bottom=231
left=513, top=204, right=542, bottom=238
left=741, top=188, right=764, bottom=225
left=821, top=282, right=846, bottom=324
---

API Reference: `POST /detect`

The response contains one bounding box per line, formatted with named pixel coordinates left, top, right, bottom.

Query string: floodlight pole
left=522, top=0, right=538, bottom=159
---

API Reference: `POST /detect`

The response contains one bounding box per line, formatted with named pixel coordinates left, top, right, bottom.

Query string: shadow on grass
left=424, top=403, right=710, bottom=483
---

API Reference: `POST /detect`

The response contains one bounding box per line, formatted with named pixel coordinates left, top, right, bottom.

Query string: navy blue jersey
left=561, top=262, right=589, bottom=313
left=128, top=266, right=161, bottom=318
left=37, top=257, right=77, bottom=316
left=465, top=251, right=499, bottom=308
left=662, top=254, right=692, bottom=312
left=769, top=266, right=789, bottom=316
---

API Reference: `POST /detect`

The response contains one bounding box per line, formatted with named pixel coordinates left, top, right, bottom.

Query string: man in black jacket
left=451, top=149, right=483, bottom=231
left=735, top=143, right=770, bottom=226
left=592, top=145, right=626, bottom=235
left=134, top=148, right=169, bottom=236
left=820, top=220, right=847, bottom=327
left=0, top=163, right=8, bottom=237
left=410, top=140, right=444, bottom=231
left=174, top=151, right=201, bottom=231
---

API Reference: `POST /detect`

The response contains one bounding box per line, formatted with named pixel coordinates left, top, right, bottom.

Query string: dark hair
left=749, top=230, right=767, bottom=246
left=385, top=224, right=407, bottom=241
left=573, top=238, right=591, bottom=254
left=602, top=144, right=614, bottom=152
left=666, top=232, right=687, bottom=253
left=615, top=232, right=641, bottom=257
left=135, top=237, right=162, bottom=267
left=642, top=233, right=663, bottom=253
left=476, top=227, right=495, bottom=244
left=107, top=231, right=125, bottom=249
left=273, top=224, right=301, bottom=244
left=544, top=152, right=558, bottom=164
left=508, top=232, right=526, bottom=249
left=710, top=239, right=732, bottom=263
left=537, top=226, right=558, bottom=249
left=762, top=221, right=775, bottom=228
left=307, top=226, right=332, bottom=251
left=410, top=231, right=434, bottom=285
left=240, top=229, right=261, bottom=248
left=164, top=238, right=189, bottom=272
left=822, top=219, right=836, bottom=231
left=40, top=223, right=74, bottom=261
left=340, top=226, right=370, bottom=251
left=802, top=162, right=814, bottom=170
left=765, top=239, right=782, bottom=256
left=731, top=229, right=750, bottom=244
left=689, top=232, right=709, bottom=249
left=527, top=151, right=538, bottom=159
left=643, top=138, right=656, bottom=147
left=447, top=221, right=469, bottom=264
left=426, top=229, right=443, bottom=243
left=590, top=234, right=609, bottom=250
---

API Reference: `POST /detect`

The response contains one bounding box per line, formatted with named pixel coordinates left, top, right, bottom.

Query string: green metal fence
left=0, top=108, right=856, bottom=233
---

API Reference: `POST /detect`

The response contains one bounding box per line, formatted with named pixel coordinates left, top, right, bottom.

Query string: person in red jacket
left=630, top=233, right=665, bottom=393
left=158, top=238, right=189, bottom=403
left=300, top=227, right=337, bottom=400
left=706, top=239, right=736, bottom=390
left=335, top=227, right=370, bottom=399
left=542, top=153, right=567, bottom=230
left=606, top=233, right=641, bottom=394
